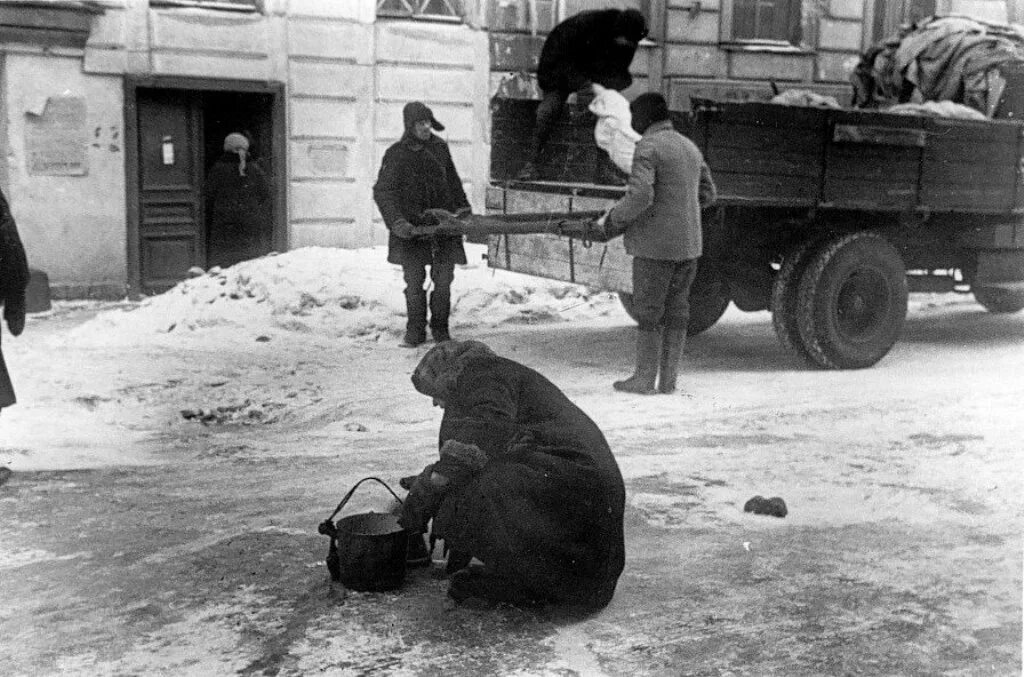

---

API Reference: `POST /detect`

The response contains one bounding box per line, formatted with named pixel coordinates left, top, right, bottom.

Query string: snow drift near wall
left=69, top=245, right=621, bottom=346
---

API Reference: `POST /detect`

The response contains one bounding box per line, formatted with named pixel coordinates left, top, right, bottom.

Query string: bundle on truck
left=431, top=16, right=1024, bottom=370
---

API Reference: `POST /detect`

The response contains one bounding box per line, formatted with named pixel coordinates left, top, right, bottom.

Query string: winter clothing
left=206, top=137, right=272, bottom=268
left=537, top=9, right=647, bottom=96
left=613, top=329, right=660, bottom=394
left=658, top=327, right=687, bottom=394
left=605, top=95, right=715, bottom=393
left=0, top=188, right=29, bottom=410
left=374, top=102, right=470, bottom=342
left=222, top=133, right=250, bottom=176
left=403, top=101, right=445, bottom=132
left=524, top=9, right=647, bottom=171
left=402, top=340, right=626, bottom=611
left=606, top=119, right=715, bottom=261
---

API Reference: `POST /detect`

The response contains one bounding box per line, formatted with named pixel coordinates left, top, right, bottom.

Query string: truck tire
left=618, top=262, right=731, bottom=337
left=795, top=232, right=908, bottom=369
left=770, top=239, right=821, bottom=365
left=973, top=286, right=1024, bottom=314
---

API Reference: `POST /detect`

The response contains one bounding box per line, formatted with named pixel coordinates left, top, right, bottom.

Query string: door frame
left=124, top=75, right=286, bottom=297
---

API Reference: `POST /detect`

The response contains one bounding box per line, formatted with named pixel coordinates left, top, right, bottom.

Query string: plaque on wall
left=25, top=96, right=88, bottom=176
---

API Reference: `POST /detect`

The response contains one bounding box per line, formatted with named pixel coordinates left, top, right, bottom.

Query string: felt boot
left=402, top=288, right=428, bottom=347
left=429, top=290, right=451, bottom=342
left=657, top=327, right=687, bottom=394
left=613, top=330, right=660, bottom=394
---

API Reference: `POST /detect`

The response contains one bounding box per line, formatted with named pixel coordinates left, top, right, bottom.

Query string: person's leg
left=402, top=264, right=428, bottom=347
left=428, top=263, right=455, bottom=342
left=615, top=258, right=672, bottom=393
left=518, top=90, right=567, bottom=180
left=658, top=259, right=699, bottom=393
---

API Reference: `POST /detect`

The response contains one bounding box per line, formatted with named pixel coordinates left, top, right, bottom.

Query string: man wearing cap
left=374, top=102, right=472, bottom=347
left=602, top=92, right=717, bottom=395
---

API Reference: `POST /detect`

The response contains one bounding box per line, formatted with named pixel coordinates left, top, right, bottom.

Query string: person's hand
left=391, top=219, right=415, bottom=240
left=398, top=465, right=445, bottom=535
left=4, top=299, right=25, bottom=337
left=455, top=207, right=472, bottom=219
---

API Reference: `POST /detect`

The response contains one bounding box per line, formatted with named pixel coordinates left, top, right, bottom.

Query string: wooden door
left=136, top=90, right=203, bottom=294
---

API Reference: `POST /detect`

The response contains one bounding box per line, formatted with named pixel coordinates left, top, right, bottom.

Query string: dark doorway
left=126, top=78, right=285, bottom=296
left=200, top=90, right=276, bottom=270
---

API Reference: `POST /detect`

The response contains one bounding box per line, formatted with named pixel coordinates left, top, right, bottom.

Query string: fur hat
left=412, top=340, right=494, bottom=400
left=403, top=101, right=445, bottom=132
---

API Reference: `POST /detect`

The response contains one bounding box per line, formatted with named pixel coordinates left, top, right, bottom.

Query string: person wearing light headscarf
left=205, top=132, right=272, bottom=267
left=398, top=340, right=626, bottom=612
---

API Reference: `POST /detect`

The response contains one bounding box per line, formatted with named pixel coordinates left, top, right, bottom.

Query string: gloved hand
left=391, top=218, right=416, bottom=240
left=398, top=464, right=445, bottom=535
left=455, top=207, right=472, bottom=219
left=4, top=298, right=25, bottom=337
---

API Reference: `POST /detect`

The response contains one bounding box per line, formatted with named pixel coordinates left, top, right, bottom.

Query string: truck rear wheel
left=618, top=262, right=731, bottom=337
left=770, top=239, right=821, bottom=365
left=796, top=232, right=908, bottom=369
left=973, top=286, right=1024, bottom=314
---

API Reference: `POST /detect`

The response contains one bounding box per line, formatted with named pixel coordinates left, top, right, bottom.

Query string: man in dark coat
left=604, top=92, right=717, bottom=394
left=0, top=187, right=29, bottom=413
left=373, top=102, right=471, bottom=347
left=519, top=8, right=648, bottom=180
left=399, top=340, right=626, bottom=612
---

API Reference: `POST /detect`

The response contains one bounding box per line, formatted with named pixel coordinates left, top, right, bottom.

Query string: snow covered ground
left=1, top=245, right=1021, bottom=675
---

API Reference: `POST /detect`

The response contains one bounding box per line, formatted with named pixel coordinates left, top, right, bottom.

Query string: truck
left=456, top=89, right=1024, bottom=370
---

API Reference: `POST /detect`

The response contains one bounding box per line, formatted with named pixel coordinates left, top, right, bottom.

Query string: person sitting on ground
left=399, top=340, right=626, bottom=611
left=518, top=8, right=648, bottom=180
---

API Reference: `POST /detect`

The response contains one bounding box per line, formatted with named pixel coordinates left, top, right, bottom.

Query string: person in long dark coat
left=373, top=102, right=471, bottom=347
left=0, top=187, right=29, bottom=413
left=519, top=8, right=648, bottom=179
left=205, top=133, right=271, bottom=268
left=399, top=340, right=626, bottom=611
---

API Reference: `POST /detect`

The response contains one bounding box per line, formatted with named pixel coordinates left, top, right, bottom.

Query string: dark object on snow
left=744, top=495, right=788, bottom=518
left=0, top=466, right=11, bottom=488
left=318, top=477, right=409, bottom=591
left=0, top=187, right=29, bottom=411
left=402, top=340, right=626, bottom=611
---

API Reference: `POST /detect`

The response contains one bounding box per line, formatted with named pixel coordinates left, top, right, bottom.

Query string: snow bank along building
left=0, top=0, right=1017, bottom=299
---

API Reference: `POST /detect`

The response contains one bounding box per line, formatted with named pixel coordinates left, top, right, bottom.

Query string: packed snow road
left=1, top=247, right=1021, bottom=676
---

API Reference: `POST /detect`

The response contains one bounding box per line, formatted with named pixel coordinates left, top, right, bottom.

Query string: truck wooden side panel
left=490, top=98, right=1024, bottom=215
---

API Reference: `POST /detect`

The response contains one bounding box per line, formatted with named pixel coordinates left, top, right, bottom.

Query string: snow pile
left=70, top=245, right=621, bottom=346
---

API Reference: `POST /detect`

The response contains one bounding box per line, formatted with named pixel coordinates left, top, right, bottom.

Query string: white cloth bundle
left=589, top=84, right=642, bottom=174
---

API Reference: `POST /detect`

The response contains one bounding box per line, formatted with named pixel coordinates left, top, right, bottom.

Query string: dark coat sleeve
left=441, top=143, right=470, bottom=212
left=372, top=146, right=407, bottom=229
left=0, top=189, right=29, bottom=329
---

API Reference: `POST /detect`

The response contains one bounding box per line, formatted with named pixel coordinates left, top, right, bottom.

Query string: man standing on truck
left=374, top=101, right=472, bottom=347
left=517, top=8, right=648, bottom=181
left=603, top=92, right=716, bottom=394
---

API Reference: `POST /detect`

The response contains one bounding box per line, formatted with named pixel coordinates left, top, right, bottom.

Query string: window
left=377, top=0, right=463, bottom=21
left=150, top=0, right=259, bottom=11
left=725, top=0, right=802, bottom=46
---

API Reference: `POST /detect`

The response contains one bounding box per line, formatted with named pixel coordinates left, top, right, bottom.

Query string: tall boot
left=613, top=330, right=660, bottom=394
left=402, top=288, right=427, bottom=347
left=429, top=290, right=451, bottom=342
left=658, top=327, right=687, bottom=394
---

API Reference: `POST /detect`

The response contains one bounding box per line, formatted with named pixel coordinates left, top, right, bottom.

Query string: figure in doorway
left=205, top=132, right=271, bottom=268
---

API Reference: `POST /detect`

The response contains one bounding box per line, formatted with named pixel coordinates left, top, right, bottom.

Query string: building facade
left=0, top=0, right=1018, bottom=298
